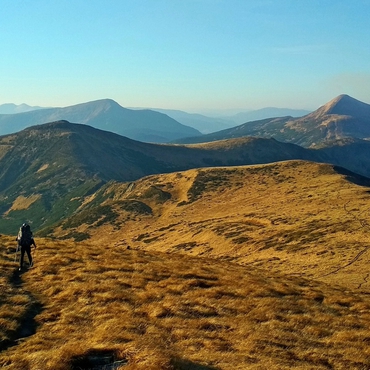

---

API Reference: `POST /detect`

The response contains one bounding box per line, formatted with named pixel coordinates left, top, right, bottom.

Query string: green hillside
left=0, top=121, right=326, bottom=235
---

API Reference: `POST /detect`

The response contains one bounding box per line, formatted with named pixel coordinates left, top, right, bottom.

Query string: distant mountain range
left=226, top=107, right=311, bottom=125
left=0, top=102, right=311, bottom=136
left=147, top=109, right=236, bottom=134
left=137, top=107, right=310, bottom=133
left=176, top=95, right=370, bottom=148
left=0, top=99, right=201, bottom=143
left=0, top=103, right=45, bottom=114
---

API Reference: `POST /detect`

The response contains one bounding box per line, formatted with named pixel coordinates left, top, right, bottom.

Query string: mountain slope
left=286, top=94, right=370, bottom=146
left=317, top=137, right=370, bottom=178
left=153, top=107, right=310, bottom=131
left=177, top=94, right=370, bottom=148
left=230, top=107, right=310, bottom=124
left=54, top=160, right=370, bottom=291
left=0, top=99, right=201, bottom=143
left=313, top=94, right=370, bottom=117
left=175, top=116, right=293, bottom=144
left=0, top=120, right=326, bottom=234
left=2, top=233, right=370, bottom=369
left=150, top=108, right=236, bottom=133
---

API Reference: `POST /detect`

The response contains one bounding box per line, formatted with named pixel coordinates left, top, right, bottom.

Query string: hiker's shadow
left=10, top=268, right=23, bottom=286
left=0, top=268, right=44, bottom=351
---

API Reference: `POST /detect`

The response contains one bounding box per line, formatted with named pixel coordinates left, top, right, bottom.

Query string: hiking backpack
left=19, top=223, right=33, bottom=247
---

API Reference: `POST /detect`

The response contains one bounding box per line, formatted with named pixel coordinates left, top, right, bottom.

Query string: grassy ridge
left=1, top=235, right=370, bottom=369
left=56, top=161, right=370, bottom=292
left=2, top=160, right=370, bottom=369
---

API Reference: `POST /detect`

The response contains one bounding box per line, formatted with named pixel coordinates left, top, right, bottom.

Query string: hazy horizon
left=0, top=99, right=314, bottom=118
left=1, top=1, right=369, bottom=112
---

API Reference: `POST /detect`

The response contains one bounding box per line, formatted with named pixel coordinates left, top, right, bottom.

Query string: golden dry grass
left=2, top=160, right=370, bottom=369
left=60, top=160, right=370, bottom=292
left=1, top=233, right=370, bottom=369
left=4, top=195, right=42, bottom=215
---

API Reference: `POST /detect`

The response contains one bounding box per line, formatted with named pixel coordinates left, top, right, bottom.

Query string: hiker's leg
left=20, top=248, right=25, bottom=269
left=25, top=245, right=32, bottom=266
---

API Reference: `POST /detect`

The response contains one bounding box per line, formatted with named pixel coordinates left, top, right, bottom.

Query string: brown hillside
left=1, top=235, right=370, bottom=369
left=54, top=160, right=370, bottom=292
left=289, top=95, right=370, bottom=145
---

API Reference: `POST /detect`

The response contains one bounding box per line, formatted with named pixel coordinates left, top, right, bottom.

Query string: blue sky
left=1, top=0, right=369, bottom=113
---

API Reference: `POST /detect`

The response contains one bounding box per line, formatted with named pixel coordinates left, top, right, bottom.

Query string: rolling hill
left=51, top=160, right=370, bottom=291
left=317, top=137, right=370, bottom=178
left=176, top=94, right=370, bottom=148
left=2, top=116, right=370, bottom=368
left=0, top=120, right=328, bottom=235
left=1, top=160, right=370, bottom=369
left=0, top=99, right=201, bottom=143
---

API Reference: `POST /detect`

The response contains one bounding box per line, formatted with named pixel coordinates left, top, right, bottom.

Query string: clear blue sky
left=1, top=0, right=369, bottom=112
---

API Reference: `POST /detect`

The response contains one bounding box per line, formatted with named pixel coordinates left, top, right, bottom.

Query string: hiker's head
left=21, top=223, right=31, bottom=231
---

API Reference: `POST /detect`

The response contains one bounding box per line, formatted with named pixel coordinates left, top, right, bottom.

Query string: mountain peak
left=0, top=99, right=201, bottom=142
left=63, top=98, right=123, bottom=112
left=319, top=94, right=370, bottom=117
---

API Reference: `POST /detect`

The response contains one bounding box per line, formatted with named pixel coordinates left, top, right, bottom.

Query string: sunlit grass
left=0, top=243, right=32, bottom=349
left=73, top=160, right=370, bottom=291
left=1, top=234, right=370, bottom=369
left=2, top=160, right=370, bottom=369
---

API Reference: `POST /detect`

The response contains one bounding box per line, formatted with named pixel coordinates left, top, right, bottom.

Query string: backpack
left=19, top=223, right=33, bottom=247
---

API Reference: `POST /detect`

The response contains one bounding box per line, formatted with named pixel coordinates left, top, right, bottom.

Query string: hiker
left=16, top=223, right=37, bottom=271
